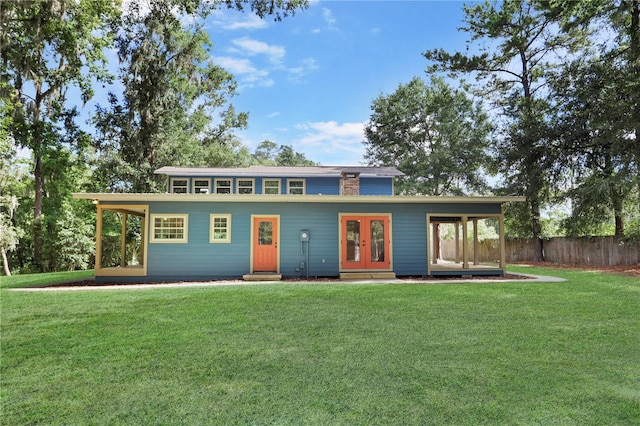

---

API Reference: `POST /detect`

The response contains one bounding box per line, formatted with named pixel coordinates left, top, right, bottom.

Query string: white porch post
left=454, top=222, right=460, bottom=264
left=462, top=216, right=469, bottom=269
left=140, top=215, right=145, bottom=266
left=95, top=205, right=102, bottom=270
left=473, top=219, right=479, bottom=265
left=432, top=222, right=439, bottom=265
left=499, top=208, right=506, bottom=269
left=120, top=213, right=128, bottom=268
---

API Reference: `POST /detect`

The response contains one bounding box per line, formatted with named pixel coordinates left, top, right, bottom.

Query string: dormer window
left=170, top=178, right=189, bottom=194
left=237, top=179, right=255, bottom=194
left=263, top=179, right=281, bottom=195
left=193, top=179, right=211, bottom=194
left=287, top=179, right=306, bottom=195
left=215, top=178, right=232, bottom=194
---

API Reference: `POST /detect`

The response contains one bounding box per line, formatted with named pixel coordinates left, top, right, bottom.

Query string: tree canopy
left=1, top=0, right=308, bottom=274
left=424, top=0, right=591, bottom=260
left=364, top=76, right=491, bottom=196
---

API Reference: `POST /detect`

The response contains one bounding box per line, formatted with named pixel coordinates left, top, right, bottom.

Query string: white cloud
left=211, top=12, right=268, bottom=30
left=215, top=56, right=256, bottom=74
left=293, top=121, right=366, bottom=164
left=322, top=8, right=337, bottom=30
left=214, top=56, right=273, bottom=87
left=286, top=58, right=319, bottom=82
left=231, top=37, right=285, bottom=64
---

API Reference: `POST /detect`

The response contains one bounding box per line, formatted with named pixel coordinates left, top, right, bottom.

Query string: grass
left=0, top=269, right=94, bottom=289
left=1, top=267, right=639, bottom=425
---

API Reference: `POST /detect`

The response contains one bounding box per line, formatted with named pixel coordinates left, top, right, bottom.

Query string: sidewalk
left=10, top=273, right=566, bottom=291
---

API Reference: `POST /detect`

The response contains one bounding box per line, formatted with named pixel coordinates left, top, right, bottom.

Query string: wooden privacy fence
left=441, top=237, right=640, bottom=266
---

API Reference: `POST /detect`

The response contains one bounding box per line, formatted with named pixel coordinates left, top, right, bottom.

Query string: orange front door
left=341, top=215, right=391, bottom=270
left=252, top=216, right=279, bottom=272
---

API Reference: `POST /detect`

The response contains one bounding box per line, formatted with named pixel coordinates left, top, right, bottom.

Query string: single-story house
left=73, top=165, right=524, bottom=283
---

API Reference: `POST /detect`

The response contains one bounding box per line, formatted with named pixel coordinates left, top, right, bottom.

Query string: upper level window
left=215, top=178, right=232, bottom=194
left=263, top=179, right=281, bottom=195
left=237, top=179, right=255, bottom=194
left=150, top=214, right=188, bottom=243
left=193, top=179, right=211, bottom=194
left=287, top=179, right=306, bottom=195
left=170, top=178, right=189, bottom=194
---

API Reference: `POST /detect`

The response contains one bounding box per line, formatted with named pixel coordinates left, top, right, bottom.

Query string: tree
left=424, top=0, right=588, bottom=260
left=252, top=140, right=316, bottom=166
left=541, top=0, right=640, bottom=238
left=253, top=140, right=280, bottom=164
left=93, top=0, right=242, bottom=192
left=548, top=59, right=633, bottom=237
left=275, top=145, right=316, bottom=166
left=93, top=0, right=308, bottom=193
left=1, top=0, right=120, bottom=271
left=364, top=76, right=491, bottom=196
left=0, top=136, right=23, bottom=276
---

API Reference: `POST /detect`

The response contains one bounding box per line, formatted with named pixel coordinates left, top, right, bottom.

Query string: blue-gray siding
left=97, top=200, right=502, bottom=282
left=166, top=176, right=391, bottom=195
left=360, top=177, right=393, bottom=195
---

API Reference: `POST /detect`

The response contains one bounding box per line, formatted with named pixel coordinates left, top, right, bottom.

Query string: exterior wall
left=95, top=199, right=503, bottom=282
left=164, top=175, right=392, bottom=195
left=360, top=178, right=393, bottom=195
left=305, top=177, right=340, bottom=195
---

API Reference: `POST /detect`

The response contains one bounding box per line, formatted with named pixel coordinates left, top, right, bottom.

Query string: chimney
left=341, top=171, right=360, bottom=196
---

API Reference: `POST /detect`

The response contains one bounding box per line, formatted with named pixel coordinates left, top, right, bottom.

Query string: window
left=170, top=178, right=189, bottom=194
left=214, top=178, right=232, bottom=194
left=193, top=179, right=211, bottom=194
left=287, top=179, right=306, bottom=195
left=210, top=214, right=231, bottom=243
left=263, top=179, right=281, bottom=195
left=237, top=179, right=255, bottom=194
left=150, top=214, right=188, bottom=243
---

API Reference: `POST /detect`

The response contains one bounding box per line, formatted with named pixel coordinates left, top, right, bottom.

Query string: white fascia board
left=154, top=166, right=403, bottom=178
left=73, top=193, right=526, bottom=204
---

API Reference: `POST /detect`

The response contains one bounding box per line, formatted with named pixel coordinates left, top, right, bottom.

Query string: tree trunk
left=531, top=201, right=545, bottom=262
left=33, top=153, right=43, bottom=272
left=613, top=196, right=625, bottom=237
left=1, top=247, right=11, bottom=276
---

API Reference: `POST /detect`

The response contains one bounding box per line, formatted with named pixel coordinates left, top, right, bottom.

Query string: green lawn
left=1, top=267, right=639, bottom=425
left=0, top=269, right=94, bottom=289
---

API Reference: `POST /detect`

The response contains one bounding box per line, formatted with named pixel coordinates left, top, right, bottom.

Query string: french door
left=341, top=215, right=391, bottom=270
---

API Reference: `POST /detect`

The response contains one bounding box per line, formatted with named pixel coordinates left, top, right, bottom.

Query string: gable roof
left=155, top=165, right=404, bottom=178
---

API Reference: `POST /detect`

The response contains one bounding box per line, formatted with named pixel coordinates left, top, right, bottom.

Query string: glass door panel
left=346, top=220, right=361, bottom=262
left=258, top=221, right=273, bottom=245
left=369, top=220, right=385, bottom=263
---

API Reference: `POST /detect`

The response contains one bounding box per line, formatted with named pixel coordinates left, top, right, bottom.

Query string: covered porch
left=426, top=213, right=506, bottom=276
left=93, top=203, right=148, bottom=277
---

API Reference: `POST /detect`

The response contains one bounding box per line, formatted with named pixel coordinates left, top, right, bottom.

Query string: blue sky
left=204, top=1, right=469, bottom=165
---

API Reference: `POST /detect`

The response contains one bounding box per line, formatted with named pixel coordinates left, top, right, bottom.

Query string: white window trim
left=214, top=178, right=233, bottom=194
left=150, top=214, right=189, bottom=243
left=170, top=178, right=189, bottom=194
left=287, top=178, right=306, bottom=195
left=210, top=214, right=232, bottom=243
left=236, top=178, right=256, bottom=195
left=192, top=178, right=211, bottom=194
left=262, top=178, right=281, bottom=195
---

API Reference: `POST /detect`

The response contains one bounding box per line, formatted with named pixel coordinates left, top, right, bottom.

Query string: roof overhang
left=73, top=193, right=526, bottom=205
left=155, top=166, right=404, bottom=178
